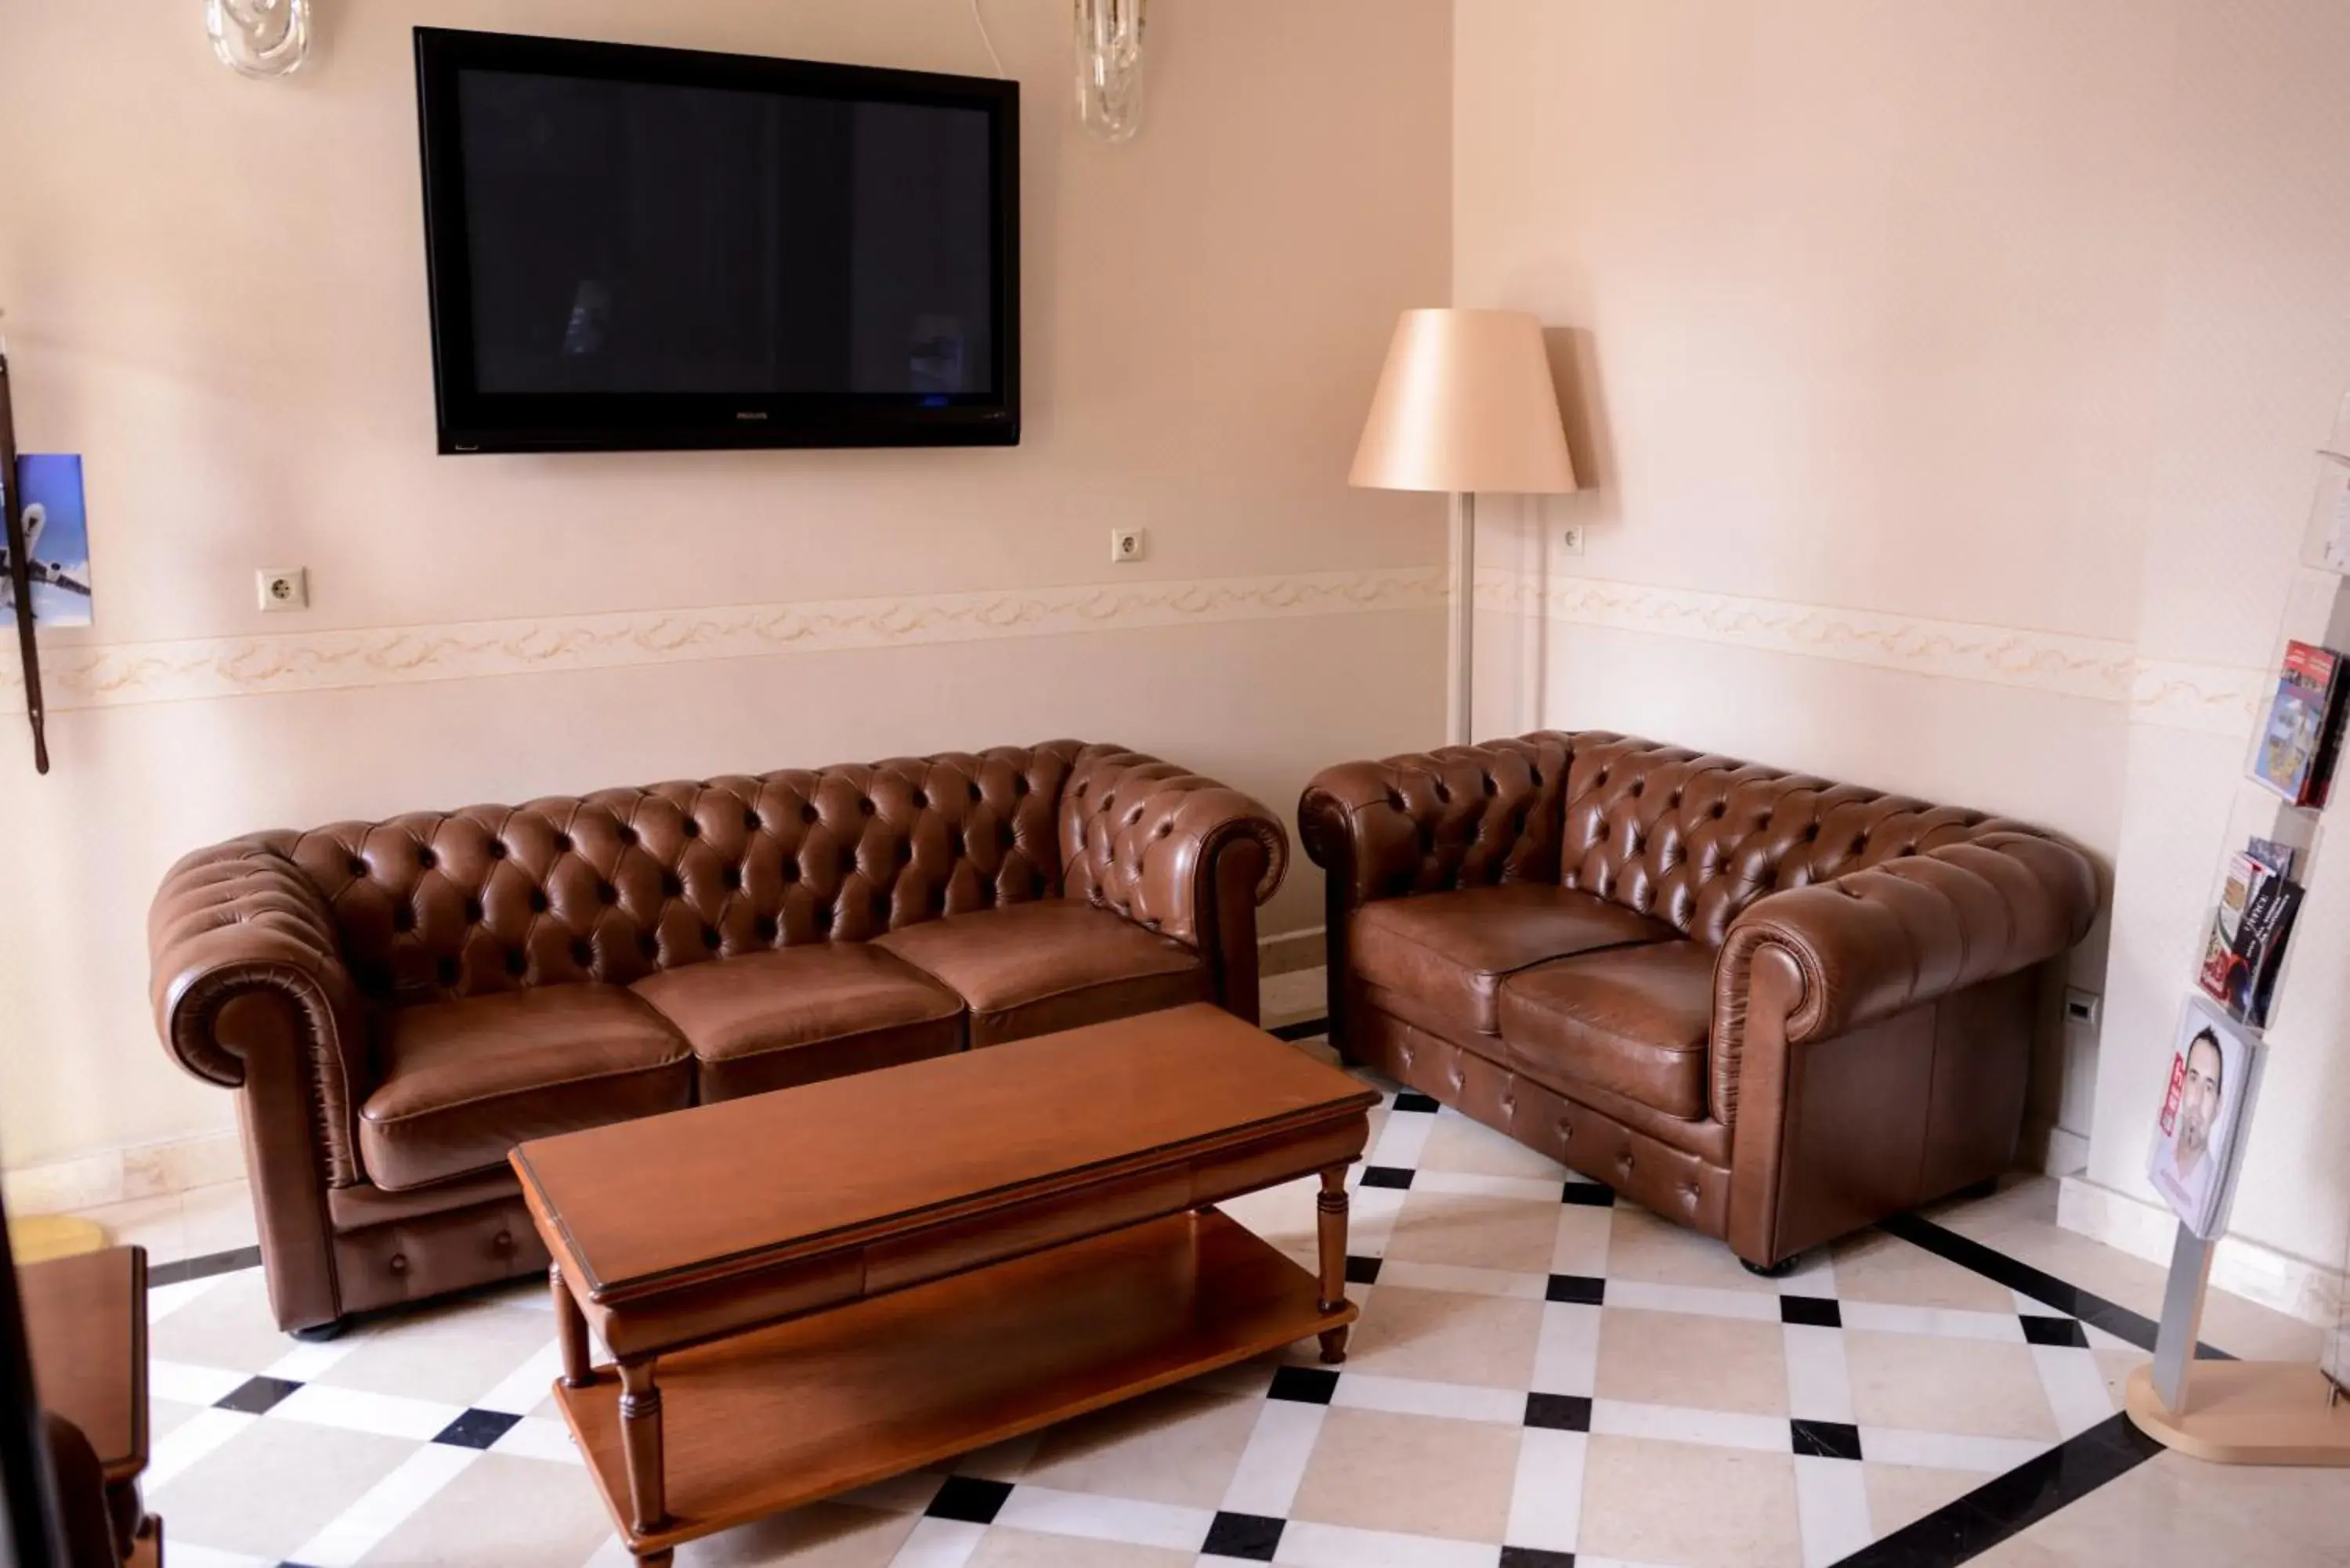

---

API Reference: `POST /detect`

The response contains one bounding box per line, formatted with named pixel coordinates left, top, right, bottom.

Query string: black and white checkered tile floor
left=141, top=1054, right=2179, bottom=1568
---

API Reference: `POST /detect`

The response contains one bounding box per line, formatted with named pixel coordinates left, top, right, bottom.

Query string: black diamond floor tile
left=1560, top=1180, right=1615, bottom=1207
left=1358, top=1165, right=1415, bottom=1190
left=215, top=1375, right=302, bottom=1415
left=1546, top=1274, right=1605, bottom=1306
left=1201, top=1510, right=1285, bottom=1560
left=1781, top=1294, right=1843, bottom=1328
left=1791, top=1418, right=1865, bottom=1461
left=2020, top=1315, right=2091, bottom=1349
left=1267, top=1365, right=1340, bottom=1404
left=1345, top=1254, right=1383, bottom=1285
left=1390, top=1090, right=1442, bottom=1114
left=1500, top=1548, right=1578, bottom=1568
left=1524, top=1393, right=1592, bottom=1432
left=924, top=1475, right=1014, bottom=1523
left=432, top=1408, right=522, bottom=1449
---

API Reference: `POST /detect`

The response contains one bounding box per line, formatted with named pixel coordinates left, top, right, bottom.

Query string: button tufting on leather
left=493, top=1231, right=515, bottom=1254
left=504, top=951, right=526, bottom=977
left=389, top=1253, right=408, bottom=1274
left=347, top=855, right=368, bottom=876
left=722, top=867, right=741, bottom=890
left=801, top=804, right=819, bottom=825
left=462, top=898, right=483, bottom=923
left=554, top=833, right=573, bottom=852
left=680, top=818, right=699, bottom=838
left=416, top=847, right=436, bottom=869
left=743, top=810, right=761, bottom=832
left=595, top=882, right=616, bottom=904
left=859, top=799, right=875, bottom=817
left=570, top=940, right=593, bottom=966
left=528, top=890, right=549, bottom=913
left=616, top=827, right=636, bottom=847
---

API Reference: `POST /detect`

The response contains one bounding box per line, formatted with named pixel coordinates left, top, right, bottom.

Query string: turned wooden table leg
left=551, top=1263, right=593, bottom=1389
left=1316, top=1165, right=1350, bottom=1364
left=618, top=1358, right=667, bottom=1536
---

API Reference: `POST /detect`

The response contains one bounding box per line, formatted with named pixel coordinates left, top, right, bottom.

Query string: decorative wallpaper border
left=0, top=561, right=2265, bottom=735
left=0, top=567, right=1448, bottom=714
left=1480, top=567, right=2266, bottom=739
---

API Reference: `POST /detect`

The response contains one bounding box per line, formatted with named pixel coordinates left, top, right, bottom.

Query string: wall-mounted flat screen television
left=414, top=28, right=1020, bottom=453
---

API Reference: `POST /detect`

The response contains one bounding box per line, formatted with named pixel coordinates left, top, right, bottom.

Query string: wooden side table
left=20, top=1245, right=161, bottom=1566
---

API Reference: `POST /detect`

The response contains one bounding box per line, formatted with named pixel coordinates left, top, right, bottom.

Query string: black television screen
left=414, top=28, right=1019, bottom=453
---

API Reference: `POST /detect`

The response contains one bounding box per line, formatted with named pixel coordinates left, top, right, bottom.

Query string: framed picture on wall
left=2145, top=995, right=2263, bottom=1241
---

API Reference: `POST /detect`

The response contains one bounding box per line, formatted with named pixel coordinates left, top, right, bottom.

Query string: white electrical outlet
left=257, top=567, right=309, bottom=612
left=1560, top=526, right=1586, bottom=557
left=1111, top=527, right=1146, bottom=564
left=2063, top=987, right=2102, bottom=1028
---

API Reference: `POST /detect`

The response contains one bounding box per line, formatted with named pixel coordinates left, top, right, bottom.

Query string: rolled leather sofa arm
left=1061, top=750, right=1288, bottom=945
left=149, top=838, right=367, bottom=1186
left=1300, top=735, right=1571, bottom=905
left=1716, top=831, right=2098, bottom=1053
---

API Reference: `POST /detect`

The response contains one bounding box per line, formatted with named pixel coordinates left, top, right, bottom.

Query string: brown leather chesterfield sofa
left=150, top=742, right=1286, bottom=1335
left=1300, top=731, right=2098, bottom=1273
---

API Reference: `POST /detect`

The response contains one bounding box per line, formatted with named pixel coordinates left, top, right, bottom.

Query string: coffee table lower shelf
left=555, top=1209, right=1354, bottom=1558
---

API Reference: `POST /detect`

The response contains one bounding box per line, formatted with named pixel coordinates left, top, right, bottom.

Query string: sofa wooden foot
left=1740, top=1252, right=1804, bottom=1279
left=289, top=1317, right=349, bottom=1342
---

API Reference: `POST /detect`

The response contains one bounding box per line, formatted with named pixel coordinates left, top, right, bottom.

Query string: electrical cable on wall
left=968, top=0, right=1007, bottom=78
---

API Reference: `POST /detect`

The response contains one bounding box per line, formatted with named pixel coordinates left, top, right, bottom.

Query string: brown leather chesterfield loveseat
left=1301, top=732, right=2098, bottom=1272
left=150, top=742, right=1286, bottom=1335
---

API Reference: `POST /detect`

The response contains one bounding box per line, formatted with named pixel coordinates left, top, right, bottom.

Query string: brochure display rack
left=2123, top=404, right=2350, bottom=1465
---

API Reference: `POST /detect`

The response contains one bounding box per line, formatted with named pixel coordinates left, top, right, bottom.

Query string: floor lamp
left=1350, top=309, right=1578, bottom=746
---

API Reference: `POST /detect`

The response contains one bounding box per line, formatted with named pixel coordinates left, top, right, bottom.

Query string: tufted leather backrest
left=1556, top=733, right=2014, bottom=945
left=271, top=744, right=1087, bottom=1004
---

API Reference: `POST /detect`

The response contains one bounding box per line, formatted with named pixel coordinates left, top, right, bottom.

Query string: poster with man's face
left=2146, top=995, right=2258, bottom=1240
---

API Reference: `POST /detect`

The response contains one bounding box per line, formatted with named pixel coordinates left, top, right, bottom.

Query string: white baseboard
left=2019, top=1119, right=2092, bottom=1177
left=4, top=1127, right=243, bottom=1216
left=2057, top=1174, right=2346, bottom=1328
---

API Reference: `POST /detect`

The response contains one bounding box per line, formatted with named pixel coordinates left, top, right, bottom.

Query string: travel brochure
left=2194, top=847, right=2304, bottom=1029
left=2146, top=995, right=2262, bottom=1241
left=2251, top=639, right=2346, bottom=806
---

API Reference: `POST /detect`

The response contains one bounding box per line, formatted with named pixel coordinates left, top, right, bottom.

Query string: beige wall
left=1457, top=0, right=2350, bottom=1275
left=0, top=0, right=1454, bottom=1174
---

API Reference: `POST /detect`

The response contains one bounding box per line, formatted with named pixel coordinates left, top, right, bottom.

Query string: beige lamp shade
left=1349, top=309, right=1578, bottom=494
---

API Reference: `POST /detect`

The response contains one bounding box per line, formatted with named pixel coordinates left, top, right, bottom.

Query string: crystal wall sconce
left=208, top=0, right=311, bottom=79
left=1074, top=0, right=1145, bottom=142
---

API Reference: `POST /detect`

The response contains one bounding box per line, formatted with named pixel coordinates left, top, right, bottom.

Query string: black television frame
left=414, top=27, right=1021, bottom=455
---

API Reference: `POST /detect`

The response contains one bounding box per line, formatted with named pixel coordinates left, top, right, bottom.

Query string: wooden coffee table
left=512, top=1002, right=1378, bottom=1565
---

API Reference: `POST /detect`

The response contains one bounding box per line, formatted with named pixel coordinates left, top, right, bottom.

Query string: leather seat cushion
left=1499, top=940, right=1716, bottom=1121
left=631, top=945, right=967, bottom=1102
left=360, top=984, right=692, bottom=1191
left=1350, top=883, right=1678, bottom=1035
left=873, top=898, right=1210, bottom=1045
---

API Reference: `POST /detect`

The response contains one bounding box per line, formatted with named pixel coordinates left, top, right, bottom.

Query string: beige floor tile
left=1829, top=1230, right=2019, bottom=1312
left=152, top=1417, right=418, bottom=1560
left=146, top=1396, right=205, bottom=1445
left=1552, top=1204, right=1613, bottom=1276
left=1843, top=1331, right=2060, bottom=1441
left=318, top=1296, right=562, bottom=1408
left=358, top=1451, right=608, bottom=1566
left=1383, top=1189, right=1562, bottom=1274
left=1343, top=1284, right=1545, bottom=1388
left=1970, top=1451, right=2350, bottom=1568
left=949, top=1432, right=1042, bottom=1483
left=1214, top=1173, right=1321, bottom=1271
left=1018, top=1386, right=1261, bottom=1507
left=1596, top=1306, right=1790, bottom=1415
left=965, top=1527, right=1196, bottom=1568
left=1416, top=1113, right=1571, bottom=1180
left=1289, top=1406, right=1520, bottom=1541
left=1862, top=1461, right=1985, bottom=1538
left=149, top=1268, right=299, bottom=1374
left=2095, top=1346, right=2151, bottom=1408
left=1606, top=1202, right=1772, bottom=1292
left=1577, top=1435, right=1803, bottom=1568
left=678, top=1503, right=922, bottom=1566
